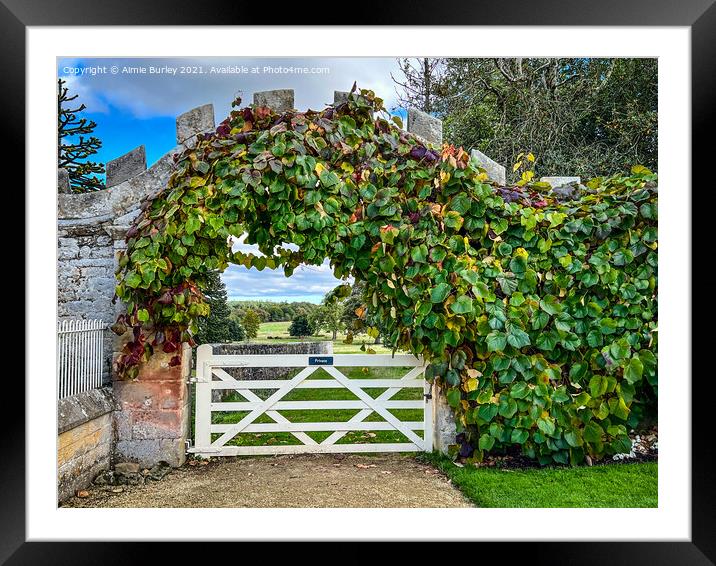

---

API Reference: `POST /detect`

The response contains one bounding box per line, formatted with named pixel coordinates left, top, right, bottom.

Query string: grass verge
left=420, top=452, right=658, bottom=508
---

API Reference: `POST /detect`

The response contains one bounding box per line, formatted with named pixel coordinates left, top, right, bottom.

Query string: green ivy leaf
left=430, top=283, right=451, bottom=303
left=624, top=357, right=644, bottom=384
left=487, top=331, right=507, bottom=352
left=451, top=295, right=474, bottom=315
left=479, top=433, right=495, bottom=451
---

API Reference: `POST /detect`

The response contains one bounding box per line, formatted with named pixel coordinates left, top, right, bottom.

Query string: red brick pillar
left=112, top=343, right=191, bottom=467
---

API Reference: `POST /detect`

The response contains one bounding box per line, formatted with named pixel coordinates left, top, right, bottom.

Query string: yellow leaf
left=465, top=378, right=478, bottom=392
left=527, top=152, right=535, bottom=162
left=315, top=162, right=325, bottom=175
left=512, top=161, right=522, bottom=172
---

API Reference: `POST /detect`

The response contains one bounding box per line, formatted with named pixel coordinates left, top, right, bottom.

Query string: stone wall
left=208, top=341, right=333, bottom=402
left=57, top=387, right=116, bottom=502
left=209, top=341, right=333, bottom=381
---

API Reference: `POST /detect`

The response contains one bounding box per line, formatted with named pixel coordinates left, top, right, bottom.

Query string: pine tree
left=288, top=314, right=313, bottom=338
left=58, top=78, right=105, bottom=192
left=242, top=309, right=261, bottom=340
left=228, top=318, right=246, bottom=342
left=195, top=271, right=232, bottom=344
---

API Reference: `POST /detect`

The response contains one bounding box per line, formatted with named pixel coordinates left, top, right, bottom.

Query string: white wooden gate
left=188, top=344, right=432, bottom=457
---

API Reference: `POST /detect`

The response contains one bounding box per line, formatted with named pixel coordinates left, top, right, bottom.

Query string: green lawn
left=252, top=321, right=396, bottom=355
left=420, top=452, right=658, bottom=507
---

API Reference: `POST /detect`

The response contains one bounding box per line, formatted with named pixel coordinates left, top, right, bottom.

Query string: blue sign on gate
left=308, top=356, right=334, bottom=366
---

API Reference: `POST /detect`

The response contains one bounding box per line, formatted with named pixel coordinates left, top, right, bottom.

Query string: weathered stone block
left=57, top=411, right=113, bottom=503
left=106, top=145, right=147, bottom=188
left=114, top=461, right=140, bottom=474
left=432, top=382, right=457, bottom=454
left=334, top=91, right=350, bottom=105
left=58, top=168, right=71, bottom=194
left=407, top=108, right=442, bottom=145
left=112, top=344, right=190, bottom=468
left=176, top=103, right=215, bottom=144
left=540, top=176, right=581, bottom=188
left=254, top=89, right=294, bottom=112
left=58, top=386, right=116, bottom=434
left=130, top=408, right=186, bottom=440
left=113, top=380, right=186, bottom=411
left=470, top=149, right=506, bottom=186
left=114, top=438, right=186, bottom=468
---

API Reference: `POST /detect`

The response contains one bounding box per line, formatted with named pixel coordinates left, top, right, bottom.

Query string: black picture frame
left=8, top=1, right=708, bottom=563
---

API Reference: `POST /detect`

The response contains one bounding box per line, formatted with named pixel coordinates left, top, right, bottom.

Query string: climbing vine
left=113, top=87, right=657, bottom=465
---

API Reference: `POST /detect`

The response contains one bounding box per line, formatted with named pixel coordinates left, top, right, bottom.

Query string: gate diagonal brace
left=212, top=368, right=317, bottom=446
left=320, top=365, right=425, bottom=446
left=324, top=366, right=425, bottom=448
left=210, top=366, right=317, bottom=448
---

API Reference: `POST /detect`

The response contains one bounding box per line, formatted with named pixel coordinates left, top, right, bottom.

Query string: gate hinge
left=424, top=392, right=432, bottom=401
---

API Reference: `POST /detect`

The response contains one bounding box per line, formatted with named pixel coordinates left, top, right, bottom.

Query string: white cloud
left=224, top=234, right=348, bottom=302
left=58, top=56, right=405, bottom=120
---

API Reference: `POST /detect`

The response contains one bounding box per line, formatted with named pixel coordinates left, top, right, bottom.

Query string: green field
left=420, top=453, right=658, bottom=507
left=253, top=321, right=396, bottom=355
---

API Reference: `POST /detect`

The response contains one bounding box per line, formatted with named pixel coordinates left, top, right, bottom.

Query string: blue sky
left=58, top=57, right=409, bottom=303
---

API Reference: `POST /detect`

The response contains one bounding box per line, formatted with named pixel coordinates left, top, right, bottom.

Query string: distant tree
left=402, top=57, right=658, bottom=181
left=310, top=302, right=344, bottom=340
left=57, top=78, right=105, bottom=192
left=228, top=318, right=246, bottom=342
left=391, top=58, right=447, bottom=113
left=310, top=286, right=349, bottom=340
left=228, top=300, right=319, bottom=323
left=242, top=309, right=261, bottom=340
left=341, top=282, right=367, bottom=335
left=289, top=314, right=313, bottom=337
left=195, top=271, right=232, bottom=344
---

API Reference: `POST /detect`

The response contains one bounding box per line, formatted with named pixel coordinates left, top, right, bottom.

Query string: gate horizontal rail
left=189, top=346, right=433, bottom=457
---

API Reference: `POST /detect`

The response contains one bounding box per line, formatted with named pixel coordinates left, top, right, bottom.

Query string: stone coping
left=58, top=386, right=118, bottom=434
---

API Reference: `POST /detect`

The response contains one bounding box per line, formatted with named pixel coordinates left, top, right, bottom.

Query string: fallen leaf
left=355, top=464, right=377, bottom=469
left=76, top=490, right=89, bottom=498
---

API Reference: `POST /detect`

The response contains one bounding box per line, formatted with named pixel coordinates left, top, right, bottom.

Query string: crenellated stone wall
left=56, top=88, right=583, bottom=470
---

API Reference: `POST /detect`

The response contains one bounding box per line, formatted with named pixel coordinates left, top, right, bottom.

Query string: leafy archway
left=113, top=87, right=658, bottom=465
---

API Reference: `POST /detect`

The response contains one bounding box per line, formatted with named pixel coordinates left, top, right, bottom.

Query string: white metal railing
left=57, top=319, right=107, bottom=399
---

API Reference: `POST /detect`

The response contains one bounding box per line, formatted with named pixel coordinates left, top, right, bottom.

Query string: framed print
left=7, top=0, right=710, bottom=562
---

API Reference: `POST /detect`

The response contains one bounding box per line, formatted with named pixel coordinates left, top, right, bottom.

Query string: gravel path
left=62, top=454, right=472, bottom=508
